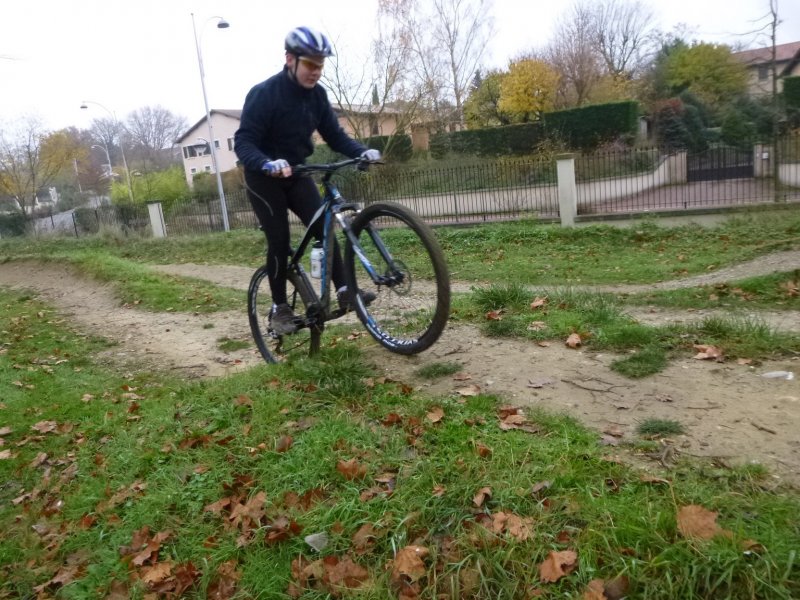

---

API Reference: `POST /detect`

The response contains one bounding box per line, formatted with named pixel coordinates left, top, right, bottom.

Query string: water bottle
left=310, top=242, right=323, bottom=279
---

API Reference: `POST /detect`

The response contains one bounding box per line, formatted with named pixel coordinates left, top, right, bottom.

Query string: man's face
left=287, top=53, right=324, bottom=89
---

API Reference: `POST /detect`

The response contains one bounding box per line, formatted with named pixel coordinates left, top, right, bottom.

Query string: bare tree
left=592, top=0, right=658, bottom=78
left=0, top=118, right=76, bottom=216
left=546, top=3, right=602, bottom=107
left=125, top=105, right=188, bottom=159
left=431, top=0, right=495, bottom=124
left=322, top=0, right=424, bottom=149
left=375, top=0, right=494, bottom=130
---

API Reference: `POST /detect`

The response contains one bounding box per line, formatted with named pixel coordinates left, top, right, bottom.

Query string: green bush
left=0, top=211, right=27, bottom=237
left=363, top=134, right=413, bottom=162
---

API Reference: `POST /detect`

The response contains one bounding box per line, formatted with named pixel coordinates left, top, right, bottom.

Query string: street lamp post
left=91, top=144, right=113, bottom=179
left=80, top=100, right=135, bottom=203
left=191, top=12, right=230, bottom=232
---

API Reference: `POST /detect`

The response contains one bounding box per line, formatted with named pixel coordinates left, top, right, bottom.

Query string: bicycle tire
left=248, top=265, right=321, bottom=363
left=344, top=201, right=450, bottom=354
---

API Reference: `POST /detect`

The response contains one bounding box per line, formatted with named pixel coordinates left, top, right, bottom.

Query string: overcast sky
left=1, top=0, right=798, bottom=133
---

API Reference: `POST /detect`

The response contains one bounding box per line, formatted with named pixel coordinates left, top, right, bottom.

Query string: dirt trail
left=1, top=256, right=799, bottom=486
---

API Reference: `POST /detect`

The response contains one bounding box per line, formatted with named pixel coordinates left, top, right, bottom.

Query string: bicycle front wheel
left=344, top=202, right=450, bottom=354
left=248, top=265, right=321, bottom=363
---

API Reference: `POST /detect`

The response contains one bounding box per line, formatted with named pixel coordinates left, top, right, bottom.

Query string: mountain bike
left=247, top=157, right=450, bottom=363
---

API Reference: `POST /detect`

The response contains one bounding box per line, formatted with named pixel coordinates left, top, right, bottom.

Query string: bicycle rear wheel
left=344, top=202, right=450, bottom=354
left=248, top=265, right=321, bottom=363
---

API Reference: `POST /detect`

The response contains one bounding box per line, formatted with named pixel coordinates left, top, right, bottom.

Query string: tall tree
left=0, top=118, right=78, bottom=216
left=498, top=59, right=560, bottom=122
left=463, top=70, right=510, bottom=128
left=664, top=42, right=748, bottom=113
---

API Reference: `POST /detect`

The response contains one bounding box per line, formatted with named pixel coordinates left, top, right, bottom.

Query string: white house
left=175, top=109, right=242, bottom=187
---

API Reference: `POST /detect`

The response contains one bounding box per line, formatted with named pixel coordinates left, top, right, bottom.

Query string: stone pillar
left=556, top=154, right=577, bottom=227
left=753, top=144, right=772, bottom=178
left=147, top=202, right=166, bottom=238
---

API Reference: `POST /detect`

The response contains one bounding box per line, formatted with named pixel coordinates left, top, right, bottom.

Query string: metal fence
left=17, top=141, right=800, bottom=238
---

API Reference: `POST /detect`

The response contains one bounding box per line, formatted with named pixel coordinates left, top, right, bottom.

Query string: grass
left=415, top=361, right=463, bottom=379
left=451, top=280, right=800, bottom=374
left=637, top=418, right=686, bottom=437
left=1, top=288, right=799, bottom=599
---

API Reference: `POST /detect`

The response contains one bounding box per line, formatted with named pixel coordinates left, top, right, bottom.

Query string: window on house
left=227, top=137, right=235, bottom=151
left=190, top=168, right=197, bottom=174
left=758, top=65, right=769, bottom=81
left=204, top=165, right=212, bottom=173
left=183, top=144, right=209, bottom=158
left=214, top=139, right=220, bottom=149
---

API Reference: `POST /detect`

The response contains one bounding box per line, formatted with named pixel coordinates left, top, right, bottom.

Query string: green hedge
left=543, top=101, right=639, bottom=150
left=362, top=134, right=413, bottom=162
left=0, top=212, right=27, bottom=237
left=309, top=134, right=413, bottom=163
left=429, top=101, right=640, bottom=157
left=430, top=123, right=546, bottom=158
left=784, top=76, right=800, bottom=110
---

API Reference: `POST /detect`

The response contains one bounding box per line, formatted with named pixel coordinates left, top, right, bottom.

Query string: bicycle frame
left=287, top=158, right=400, bottom=327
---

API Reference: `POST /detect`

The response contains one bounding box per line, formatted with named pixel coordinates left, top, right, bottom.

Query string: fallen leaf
left=538, top=550, right=578, bottom=583
left=456, top=384, right=481, bottom=397
left=485, top=309, right=504, bottom=320
left=475, top=442, right=492, bottom=458
left=530, top=297, right=548, bottom=310
left=31, top=420, right=57, bottom=433
left=565, top=333, right=582, bottom=349
left=352, top=523, right=378, bottom=554
left=677, top=504, right=732, bottom=540
left=141, top=561, right=173, bottom=584
left=452, top=372, right=472, bottom=381
left=304, top=532, right=330, bottom=552
left=207, top=560, right=241, bottom=599
left=583, top=579, right=606, bottom=600
left=693, top=344, right=724, bottom=361
left=392, top=545, right=429, bottom=582
left=426, top=407, right=444, bottom=423
left=602, top=575, right=631, bottom=600
left=275, top=435, right=294, bottom=453
left=336, top=458, right=368, bottom=480
left=473, top=486, right=492, bottom=507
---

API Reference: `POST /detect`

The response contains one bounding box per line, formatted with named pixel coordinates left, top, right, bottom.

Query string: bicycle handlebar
left=292, top=156, right=383, bottom=175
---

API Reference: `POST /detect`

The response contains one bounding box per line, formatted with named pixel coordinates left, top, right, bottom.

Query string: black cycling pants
left=244, top=170, right=346, bottom=305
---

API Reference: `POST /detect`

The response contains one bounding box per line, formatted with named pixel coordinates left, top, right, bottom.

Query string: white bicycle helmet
left=284, top=26, right=334, bottom=57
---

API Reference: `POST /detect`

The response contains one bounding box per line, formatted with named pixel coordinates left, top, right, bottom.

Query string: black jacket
left=234, top=67, right=366, bottom=173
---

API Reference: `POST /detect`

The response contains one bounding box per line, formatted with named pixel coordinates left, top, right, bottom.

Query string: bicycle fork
left=343, top=222, right=406, bottom=289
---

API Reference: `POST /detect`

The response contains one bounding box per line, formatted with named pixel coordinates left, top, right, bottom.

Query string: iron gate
left=687, top=146, right=754, bottom=182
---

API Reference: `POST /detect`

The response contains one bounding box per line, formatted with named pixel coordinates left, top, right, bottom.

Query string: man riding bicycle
left=234, top=26, right=381, bottom=335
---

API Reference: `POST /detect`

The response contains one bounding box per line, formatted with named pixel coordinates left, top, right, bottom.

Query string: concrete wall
left=780, top=162, right=800, bottom=187
left=575, top=152, right=686, bottom=206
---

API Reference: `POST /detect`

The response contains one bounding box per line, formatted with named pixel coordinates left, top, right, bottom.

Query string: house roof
left=175, top=104, right=402, bottom=145
left=175, top=109, right=242, bottom=144
left=733, top=42, right=800, bottom=66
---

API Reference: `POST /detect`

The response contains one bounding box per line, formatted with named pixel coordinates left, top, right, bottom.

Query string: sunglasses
left=298, top=57, right=325, bottom=70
